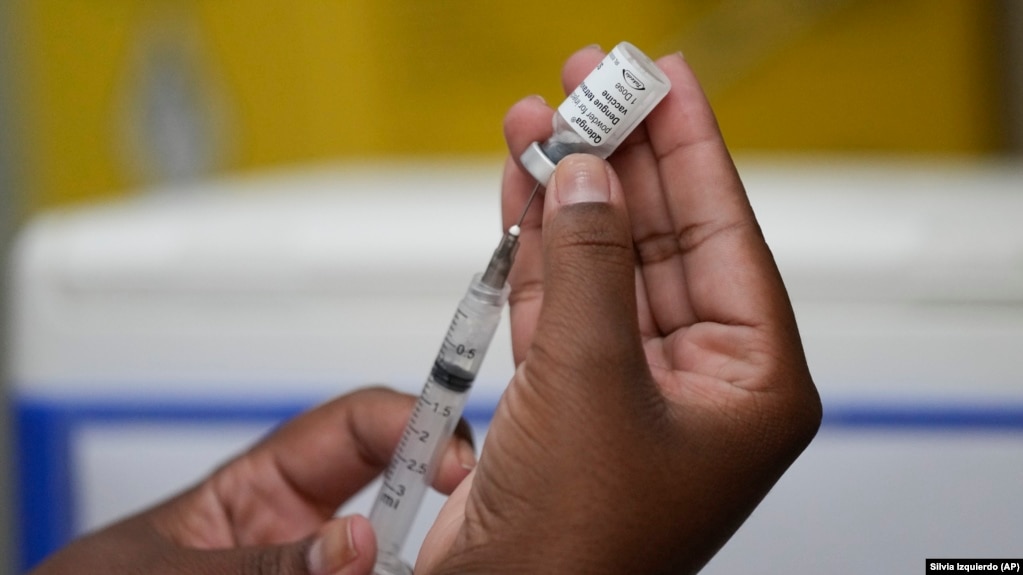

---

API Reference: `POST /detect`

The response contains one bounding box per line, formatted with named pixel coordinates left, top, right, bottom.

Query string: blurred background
left=2, top=1, right=1022, bottom=573
left=4, top=0, right=1021, bottom=214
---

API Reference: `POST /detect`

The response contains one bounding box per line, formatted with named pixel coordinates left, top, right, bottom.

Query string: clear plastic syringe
left=369, top=225, right=522, bottom=575
left=369, top=41, right=670, bottom=575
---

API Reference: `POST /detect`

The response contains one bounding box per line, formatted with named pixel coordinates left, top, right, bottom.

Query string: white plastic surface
left=10, top=157, right=1023, bottom=573
left=9, top=161, right=513, bottom=403
left=12, top=158, right=1023, bottom=400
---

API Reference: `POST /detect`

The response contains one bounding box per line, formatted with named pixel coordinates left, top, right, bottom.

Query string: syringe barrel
left=434, top=275, right=510, bottom=388
left=520, top=42, right=671, bottom=185
left=370, top=274, right=509, bottom=572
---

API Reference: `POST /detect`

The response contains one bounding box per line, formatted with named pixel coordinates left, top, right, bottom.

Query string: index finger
left=247, top=388, right=473, bottom=511
left=644, top=54, right=795, bottom=330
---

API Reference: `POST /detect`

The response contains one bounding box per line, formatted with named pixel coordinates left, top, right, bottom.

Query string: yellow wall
left=704, top=1, right=1002, bottom=152
left=9, top=0, right=1005, bottom=211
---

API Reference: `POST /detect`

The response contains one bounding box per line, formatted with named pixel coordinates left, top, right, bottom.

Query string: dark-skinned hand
left=28, top=388, right=476, bottom=575
left=416, top=46, right=821, bottom=574
left=28, top=45, right=820, bottom=575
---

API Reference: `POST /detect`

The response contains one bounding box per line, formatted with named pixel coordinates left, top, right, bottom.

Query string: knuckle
left=242, top=546, right=302, bottom=575
left=550, top=203, right=632, bottom=253
left=549, top=230, right=634, bottom=287
left=553, top=224, right=632, bottom=259
left=634, top=229, right=679, bottom=266
left=675, top=218, right=761, bottom=257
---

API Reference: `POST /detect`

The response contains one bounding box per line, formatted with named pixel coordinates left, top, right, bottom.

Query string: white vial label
left=556, top=44, right=659, bottom=150
left=521, top=42, right=669, bottom=185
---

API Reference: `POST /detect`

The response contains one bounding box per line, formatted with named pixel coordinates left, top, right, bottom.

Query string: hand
left=417, top=47, right=821, bottom=573
left=30, top=388, right=476, bottom=575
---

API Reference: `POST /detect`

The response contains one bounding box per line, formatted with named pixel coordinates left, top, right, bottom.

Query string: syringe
left=368, top=42, right=671, bottom=574
left=369, top=217, right=527, bottom=575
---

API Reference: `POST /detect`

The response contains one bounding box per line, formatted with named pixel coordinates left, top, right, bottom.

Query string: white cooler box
left=9, top=159, right=1023, bottom=573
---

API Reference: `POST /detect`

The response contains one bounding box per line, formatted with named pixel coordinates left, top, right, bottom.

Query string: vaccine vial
left=520, top=42, right=671, bottom=186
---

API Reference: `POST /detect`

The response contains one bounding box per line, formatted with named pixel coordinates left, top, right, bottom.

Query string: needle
left=514, top=182, right=543, bottom=229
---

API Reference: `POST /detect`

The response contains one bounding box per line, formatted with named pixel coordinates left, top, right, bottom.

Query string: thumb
left=303, top=515, right=376, bottom=575
left=197, top=515, right=376, bottom=575
left=535, top=154, right=642, bottom=366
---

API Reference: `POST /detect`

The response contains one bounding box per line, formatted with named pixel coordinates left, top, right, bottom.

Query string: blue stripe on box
left=12, top=393, right=1023, bottom=571
left=823, top=401, right=1023, bottom=430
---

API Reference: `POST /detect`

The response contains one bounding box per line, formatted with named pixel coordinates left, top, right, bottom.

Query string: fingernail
left=307, top=517, right=362, bottom=575
left=528, top=93, right=547, bottom=105
left=457, top=437, right=477, bottom=471
left=554, top=154, right=611, bottom=205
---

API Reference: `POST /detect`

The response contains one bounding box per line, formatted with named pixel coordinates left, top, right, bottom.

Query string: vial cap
left=519, top=141, right=557, bottom=186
